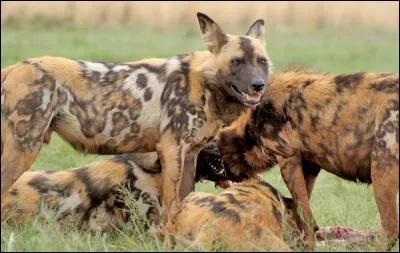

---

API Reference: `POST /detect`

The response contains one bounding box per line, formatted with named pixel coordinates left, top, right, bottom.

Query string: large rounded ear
left=197, top=12, right=228, bottom=54
left=246, top=19, right=265, bottom=45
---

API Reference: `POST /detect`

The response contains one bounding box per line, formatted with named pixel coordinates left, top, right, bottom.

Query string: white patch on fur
left=128, top=161, right=162, bottom=218
left=40, top=87, right=52, bottom=110
left=79, top=61, right=110, bottom=83
left=137, top=77, right=163, bottom=128
left=1, top=90, right=5, bottom=107
left=123, top=68, right=148, bottom=92
left=165, top=57, right=181, bottom=76
left=122, top=67, right=165, bottom=130
left=112, top=65, right=130, bottom=72
left=57, top=192, right=82, bottom=215
left=187, top=113, right=197, bottom=136
left=80, top=61, right=109, bottom=74
left=129, top=161, right=160, bottom=195
left=382, top=109, right=399, bottom=148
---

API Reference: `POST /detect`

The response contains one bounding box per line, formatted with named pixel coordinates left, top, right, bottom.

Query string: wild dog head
left=197, top=12, right=270, bottom=108
left=215, top=111, right=276, bottom=180
left=195, top=139, right=248, bottom=188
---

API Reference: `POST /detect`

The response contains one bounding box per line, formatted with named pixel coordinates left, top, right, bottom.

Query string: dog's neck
left=261, top=69, right=326, bottom=120
left=209, top=86, right=250, bottom=126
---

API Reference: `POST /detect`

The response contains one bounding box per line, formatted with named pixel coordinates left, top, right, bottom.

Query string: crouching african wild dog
left=1, top=142, right=230, bottom=231
left=173, top=180, right=302, bottom=251
left=1, top=152, right=163, bottom=232
left=1, top=13, right=271, bottom=230
left=2, top=154, right=302, bottom=251
left=217, top=68, right=399, bottom=249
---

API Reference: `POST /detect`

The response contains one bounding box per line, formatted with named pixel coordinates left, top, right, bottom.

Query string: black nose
left=251, top=80, right=265, bottom=92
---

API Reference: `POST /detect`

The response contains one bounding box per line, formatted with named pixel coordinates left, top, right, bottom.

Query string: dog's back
left=173, top=180, right=299, bottom=251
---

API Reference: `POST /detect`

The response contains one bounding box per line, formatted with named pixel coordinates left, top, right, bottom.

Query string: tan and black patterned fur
left=1, top=141, right=231, bottom=231
left=173, top=180, right=302, bottom=251
left=2, top=146, right=305, bottom=251
left=1, top=13, right=271, bottom=230
left=218, top=68, right=399, bottom=250
left=1, top=152, right=163, bottom=232
left=2, top=160, right=302, bottom=251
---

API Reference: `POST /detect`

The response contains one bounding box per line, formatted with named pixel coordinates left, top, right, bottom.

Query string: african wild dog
left=173, top=179, right=302, bottom=251
left=1, top=13, right=270, bottom=230
left=1, top=152, right=163, bottom=232
left=217, top=68, right=399, bottom=249
left=1, top=142, right=230, bottom=231
left=2, top=158, right=302, bottom=251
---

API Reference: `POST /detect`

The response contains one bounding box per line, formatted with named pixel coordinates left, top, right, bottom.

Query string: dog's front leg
left=278, top=153, right=316, bottom=250
left=156, top=136, right=198, bottom=239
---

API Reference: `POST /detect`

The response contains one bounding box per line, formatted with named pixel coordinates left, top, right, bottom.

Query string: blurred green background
left=1, top=1, right=399, bottom=252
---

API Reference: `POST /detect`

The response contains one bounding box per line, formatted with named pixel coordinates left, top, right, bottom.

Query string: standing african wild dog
left=217, top=68, right=399, bottom=249
left=1, top=13, right=270, bottom=229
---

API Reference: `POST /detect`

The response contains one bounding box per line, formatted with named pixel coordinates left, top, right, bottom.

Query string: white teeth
left=245, top=93, right=261, bottom=102
left=235, top=86, right=261, bottom=103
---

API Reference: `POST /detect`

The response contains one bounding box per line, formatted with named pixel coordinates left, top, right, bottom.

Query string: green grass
left=1, top=25, right=399, bottom=252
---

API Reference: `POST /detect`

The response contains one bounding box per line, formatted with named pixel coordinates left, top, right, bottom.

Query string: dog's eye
left=258, top=58, right=267, bottom=65
left=231, top=58, right=242, bottom=67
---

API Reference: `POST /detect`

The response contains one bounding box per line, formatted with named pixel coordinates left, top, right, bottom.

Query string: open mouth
left=230, top=85, right=262, bottom=107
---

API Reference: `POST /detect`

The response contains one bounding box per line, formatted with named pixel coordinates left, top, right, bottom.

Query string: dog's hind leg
left=1, top=110, right=55, bottom=200
left=1, top=61, right=58, bottom=198
left=1, top=125, right=44, bottom=201
left=371, top=101, right=399, bottom=250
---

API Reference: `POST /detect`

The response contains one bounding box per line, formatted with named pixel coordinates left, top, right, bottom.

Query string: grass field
left=1, top=25, right=399, bottom=251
